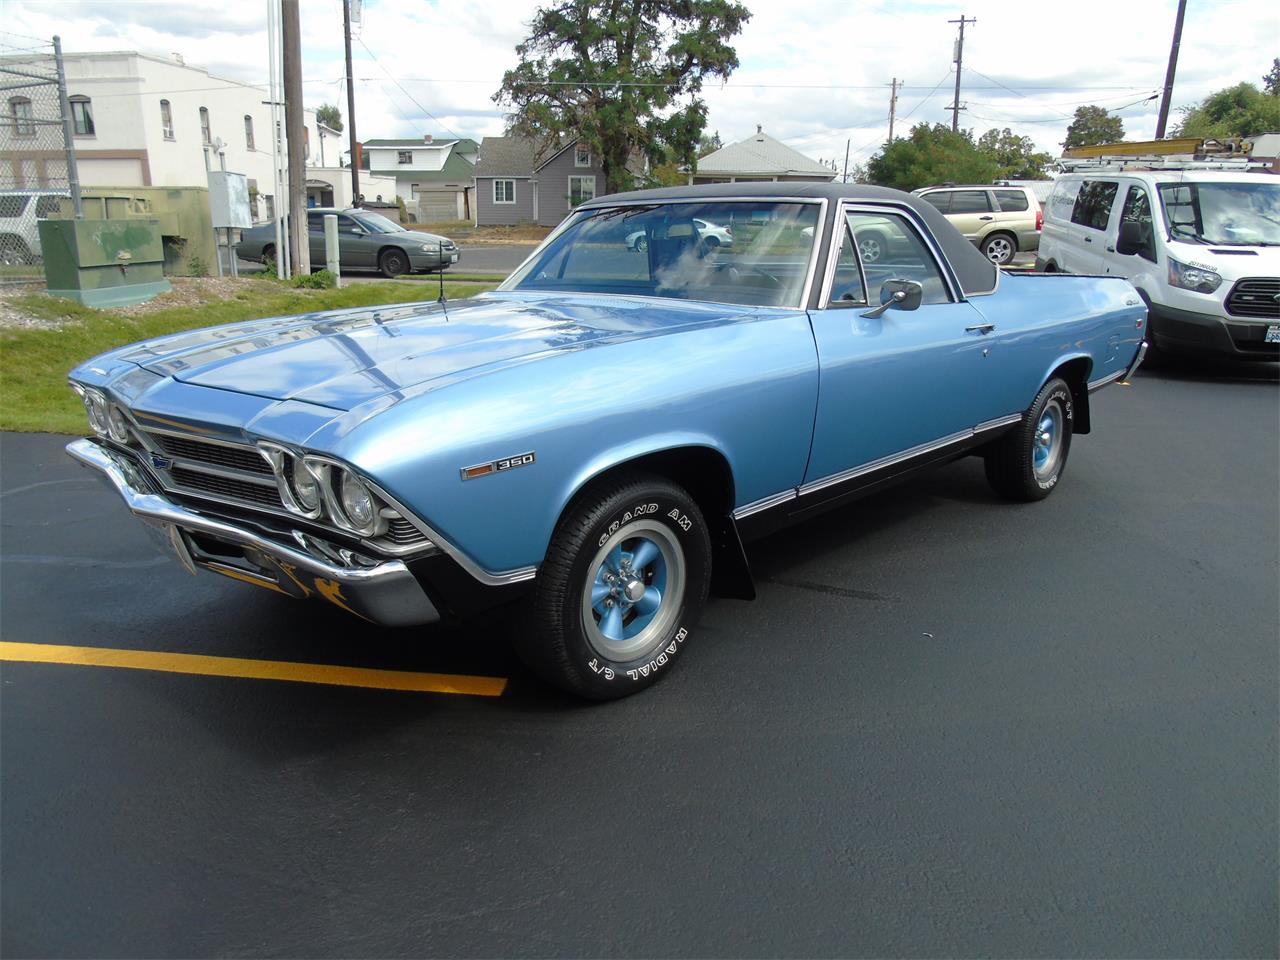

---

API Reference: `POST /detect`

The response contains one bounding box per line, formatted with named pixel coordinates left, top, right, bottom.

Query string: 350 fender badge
left=460, top=451, right=535, bottom=481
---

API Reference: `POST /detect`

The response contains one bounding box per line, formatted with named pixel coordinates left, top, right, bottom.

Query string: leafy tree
left=315, top=104, right=343, bottom=132
left=866, top=123, right=998, bottom=192
left=1062, top=105, right=1124, bottom=150
left=1263, top=58, right=1280, bottom=96
left=697, top=130, right=723, bottom=158
left=976, top=128, right=1053, bottom=179
left=1174, top=82, right=1280, bottom=139
left=495, top=0, right=750, bottom=194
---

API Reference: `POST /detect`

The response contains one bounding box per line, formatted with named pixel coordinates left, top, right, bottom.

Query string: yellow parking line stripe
left=0, top=641, right=507, bottom=697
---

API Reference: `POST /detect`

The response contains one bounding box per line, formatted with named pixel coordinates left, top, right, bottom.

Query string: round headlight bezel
left=303, top=456, right=385, bottom=538
left=106, top=404, right=131, bottom=443
left=73, top=384, right=109, bottom=437
left=257, top=442, right=324, bottom=521
left=339, top=471, right=376, bottom=531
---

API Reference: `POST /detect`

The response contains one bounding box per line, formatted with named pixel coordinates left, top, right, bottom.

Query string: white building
left=363, top=136, right=478, bottom=220
left=5, top=50, right=328, bottom=221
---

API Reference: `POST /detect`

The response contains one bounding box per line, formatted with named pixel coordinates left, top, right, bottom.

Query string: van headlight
left=1167, top=257, right=1222, bottom=294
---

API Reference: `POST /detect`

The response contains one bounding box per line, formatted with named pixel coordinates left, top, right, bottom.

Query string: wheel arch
left=1045, top=354, right=1093, bottom=435
left=983, top=229, right=1019, bottom=252
left=377, top=244, right=411, bottom=267
left=554, top=440, right=754, bottom=601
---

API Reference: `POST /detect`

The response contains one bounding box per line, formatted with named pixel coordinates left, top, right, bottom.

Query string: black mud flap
left=710, top=514, right=756, bottom=601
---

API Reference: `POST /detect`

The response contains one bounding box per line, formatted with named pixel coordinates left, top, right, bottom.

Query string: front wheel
left=520, top=473, right=712, bottom=699
left=379, top=248, right=409, bottom=278
left=984, top=376, right=1074, bottom=501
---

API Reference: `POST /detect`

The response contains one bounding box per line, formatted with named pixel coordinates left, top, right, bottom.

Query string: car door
left=306, top=211, right=326, bottom=264
left=803, top=205, right=1004, bottom=490
left=946, top=189, right=996, bottom=242
left=336, top=214, right=375, bottom=270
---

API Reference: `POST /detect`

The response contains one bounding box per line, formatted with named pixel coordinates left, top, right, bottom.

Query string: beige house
left=689, top=126, right=836, bottom=184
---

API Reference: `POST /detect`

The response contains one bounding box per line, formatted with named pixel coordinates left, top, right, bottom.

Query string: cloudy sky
left=7, top=0, right=1277, bottom=169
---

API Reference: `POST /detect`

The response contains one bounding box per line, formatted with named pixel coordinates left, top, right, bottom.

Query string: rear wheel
left=984, top=376, right=1074, bottom=501
left=857, top=230, right=888, bottom=264
left=982, top=233, right=1016, bottom=265
left=633, top=235, right=648, bottom=252
left=519, top=473, right=712, bottom=699
left=261, top=243, right=275, bottom=265
left=379, top=248, right=409, bottom=278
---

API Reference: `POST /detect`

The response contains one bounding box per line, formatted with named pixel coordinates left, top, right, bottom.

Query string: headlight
left=107, top=404, right=131, bottom=443
left=1167, top=257, right=1222, bottom=294
left=72, top=384, right=108, bottom=437
left=339, top=471, right=376, bottom=531
left=419, top=242, right=440, bottom=253
left=292, top=461, right=322, bottom=513
left=258, top=443, right=323, bottom=520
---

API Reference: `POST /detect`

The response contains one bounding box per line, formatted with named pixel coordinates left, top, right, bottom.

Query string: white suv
left=1037, top=171, right=1279, bottom=360
left=0, top=189, right=67, bottom=264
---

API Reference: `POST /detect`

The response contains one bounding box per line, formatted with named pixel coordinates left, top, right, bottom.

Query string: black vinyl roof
left=578, top=181, right=999, bottom=299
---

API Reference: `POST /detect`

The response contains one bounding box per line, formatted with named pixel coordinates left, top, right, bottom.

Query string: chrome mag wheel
left=580, top=519, right=685, bottom=663
left=1033, top=401, right=1064, bottom=479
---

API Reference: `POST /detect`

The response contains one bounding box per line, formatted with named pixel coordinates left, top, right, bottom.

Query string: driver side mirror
left=861, top=279, right=923, bottom=319
left=1116, top=219, right=1148, bottom=256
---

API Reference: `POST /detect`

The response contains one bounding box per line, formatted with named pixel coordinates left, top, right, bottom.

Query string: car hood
left=116, top=292, right=754, bottom=411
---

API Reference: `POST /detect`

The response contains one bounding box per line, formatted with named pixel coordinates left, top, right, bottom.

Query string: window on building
left=397, top=150, right=413, bottom=164
left=159, top=99, right=174, bottom=139
left=574, top=146, right=591, bottom=167
left=568, top=175, right=596, bottom=207
left=69, top=96, right=94, bottom=136
left=244, top=115, right=255, bottom=151
left=493, top=179, right=515, bottom=204
left=9, top=97, right=34, bottom=137
left=199, top=107, right=211, bottom=144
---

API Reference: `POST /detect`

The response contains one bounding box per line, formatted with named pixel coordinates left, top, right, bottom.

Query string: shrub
left=290, top=269, right=337, bottom=289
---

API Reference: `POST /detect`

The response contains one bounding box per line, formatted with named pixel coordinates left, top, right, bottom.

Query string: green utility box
left=38, top=218, right=171, bottom=307
left=52, top=187, right=217, bottom=276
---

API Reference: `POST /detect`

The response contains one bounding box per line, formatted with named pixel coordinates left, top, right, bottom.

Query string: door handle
left=965, top=323, right=996, bottom=335
left=979, top=215, right=994, bottom=221
left=1084, top=236, right=1092, bottom=243
left=1105, top=245, right=1116, bottom=252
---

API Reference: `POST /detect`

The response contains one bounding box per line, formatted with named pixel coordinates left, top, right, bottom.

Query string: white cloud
left=5, top=0, right=1276, bottom=169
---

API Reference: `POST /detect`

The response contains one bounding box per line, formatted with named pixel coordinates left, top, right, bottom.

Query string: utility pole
left=887, top=77, right=901, bottom=142
left=842, top=139, right=850, bottom=183
left=1154, top=0, right=1187, bottom=140
left=281, top=0, right=309, bottom=273
left=948, top=14, right=976, bottom=132
left=343, top=0, right=361, bottom=205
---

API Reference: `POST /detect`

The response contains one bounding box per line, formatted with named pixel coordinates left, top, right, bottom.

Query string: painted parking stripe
left=0, top=641, right=507, bottom=697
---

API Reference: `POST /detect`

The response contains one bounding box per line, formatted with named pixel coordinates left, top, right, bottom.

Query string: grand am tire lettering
left=598, top=502, right=660, bottom=546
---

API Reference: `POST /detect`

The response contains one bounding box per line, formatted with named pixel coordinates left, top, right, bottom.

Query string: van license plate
left=1266, top=325, right=1280, bottom=344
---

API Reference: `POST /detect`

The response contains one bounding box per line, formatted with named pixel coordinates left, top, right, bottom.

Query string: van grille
left=1224, top=278, right=1280, bottom=319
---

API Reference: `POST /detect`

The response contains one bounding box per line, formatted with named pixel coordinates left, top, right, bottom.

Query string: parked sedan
left=235, top=207, right=458, bottom=277
left=68, top=183, right=1146, bottom=700
left=628, top=217, right=732, bottom=252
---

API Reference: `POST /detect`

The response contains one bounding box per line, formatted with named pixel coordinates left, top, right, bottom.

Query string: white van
left=1037, top=171, right=1279, bottom=360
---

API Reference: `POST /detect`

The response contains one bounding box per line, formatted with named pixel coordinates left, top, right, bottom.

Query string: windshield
left=501, top=201, right=820, bottom=308
left=352, top=212, right=404, bottom=234
left=1157, top=180, right=1280, bottom=246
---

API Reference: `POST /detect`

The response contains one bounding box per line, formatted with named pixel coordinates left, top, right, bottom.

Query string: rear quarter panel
left=968, top=273, right=1145, bottom=416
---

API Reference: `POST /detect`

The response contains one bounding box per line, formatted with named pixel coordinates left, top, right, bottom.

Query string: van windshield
left=1157, top=181, right=1280, bottom=246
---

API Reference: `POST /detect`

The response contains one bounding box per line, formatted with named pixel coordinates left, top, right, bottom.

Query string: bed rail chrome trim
left=1088, top=369, right=1126, bottom=392
left=974, top=412, right=1023, bottom=433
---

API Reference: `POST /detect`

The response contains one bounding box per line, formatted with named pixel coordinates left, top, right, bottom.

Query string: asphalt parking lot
left=2, top=356, right=1276, bottom=958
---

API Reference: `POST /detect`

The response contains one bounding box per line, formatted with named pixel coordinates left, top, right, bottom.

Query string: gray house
left=474, top=136, right=604, bottom=227
left=689, top=126, right=836, bottom=184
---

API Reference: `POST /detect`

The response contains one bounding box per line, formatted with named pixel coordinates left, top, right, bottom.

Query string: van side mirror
left=1116, top=219, right=1148, bottom=256
left=862, top=279, right=923, bottom=319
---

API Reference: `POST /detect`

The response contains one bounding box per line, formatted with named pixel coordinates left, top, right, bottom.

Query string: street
left=1, top=357, right=1276, bottom=957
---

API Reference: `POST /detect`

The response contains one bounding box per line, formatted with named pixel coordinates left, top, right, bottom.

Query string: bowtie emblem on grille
left=149, top=452, right=173, bottom=470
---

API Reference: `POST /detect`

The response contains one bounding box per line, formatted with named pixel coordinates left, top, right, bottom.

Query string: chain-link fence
left=0, top=32, right=74, bottom=282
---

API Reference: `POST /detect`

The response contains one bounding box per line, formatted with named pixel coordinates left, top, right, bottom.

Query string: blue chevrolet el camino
left=67, top=183, right=1147, bottom=698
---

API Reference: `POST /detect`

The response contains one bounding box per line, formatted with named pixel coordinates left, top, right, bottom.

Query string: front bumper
left=67, top=439, right=440, bottom=627
left=408, top=247, right=460, bottom=272
left=1149, top=302, right=1280, bottom=360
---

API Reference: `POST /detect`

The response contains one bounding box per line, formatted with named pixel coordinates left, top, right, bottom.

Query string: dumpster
left=38, top=218, right=171, bottom=307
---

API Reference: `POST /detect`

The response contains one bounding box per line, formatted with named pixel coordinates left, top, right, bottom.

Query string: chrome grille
left=152, top=433, right=273, bottom=475
left=1225, top=278, right=1280, bottom=319
left=169, top=466, right=283, bottom=507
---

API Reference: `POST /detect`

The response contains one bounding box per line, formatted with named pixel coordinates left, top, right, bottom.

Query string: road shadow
left=1137, top=350, right=1279, bottom=384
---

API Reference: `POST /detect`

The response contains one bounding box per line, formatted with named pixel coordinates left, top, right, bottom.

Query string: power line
left=364, top=75, right=1157, bottom=92
left=354, top=35, right=464, bottom=141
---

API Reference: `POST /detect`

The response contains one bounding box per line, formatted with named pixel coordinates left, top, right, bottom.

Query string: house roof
left=474, top=135, right=578, bottom=177
left=371, top=150, right=477, bottom=185
left=695, top=128, right=835, bottom=178
left=363, top=137, right=479, bottom=152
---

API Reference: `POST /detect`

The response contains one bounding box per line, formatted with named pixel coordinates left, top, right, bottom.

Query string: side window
left=993, top=189, right=1030, bottom=212
left=1047, top=179, right=1082, bottom=221
left=1119, top=185, right=1156, bottom=262
left=922, top=192, right=951, bottom=213
left=949, top=190, right=992, bottom=214
left=306, top=212, right=324, bottom=231
left=1070, top=180, right=1120, bottom=231
left=825, top=224, right=867, bottom=306
left=336, top=215, right=363, bottom=235
left=845, top=210, right=950, bottom=306
left=34, top=195, right=63, bottom=218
